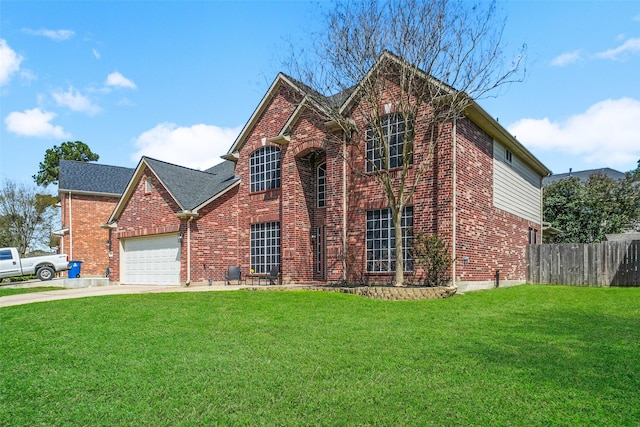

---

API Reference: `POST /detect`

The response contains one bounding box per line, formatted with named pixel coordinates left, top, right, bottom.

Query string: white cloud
left=52, top=87, right=101, bottom=115
left=0, top=39, right=23, bottom=86
left=22, top=28, right=75, bottom=41
left=5, top=108, right=69, bottom=138
left=92, top=49, right=101, bottom=59
left=131, top=123, right=241, bottom=170
left=595, top=37, right=640, bottom=60
left=550, top=50, right=582, bottom=67
left=508, top=98, right=640, bottom=169
left=105, top=71, right=136, bottom=89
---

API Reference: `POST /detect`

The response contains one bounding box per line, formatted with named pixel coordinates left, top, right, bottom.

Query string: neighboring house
left=102, top=52, right=550, bottom=291
left=542, top=167, right=625, bottom=186
left=57, top=160, right=134, bottom=276
left=604, top=233, right=640, bottom=242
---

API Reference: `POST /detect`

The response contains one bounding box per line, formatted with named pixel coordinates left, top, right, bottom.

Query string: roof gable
left=58, top=160, right=134, bottom=195
left=224, top=73, right=317, bottom=158
left=108, top=157, right=239, bottom=223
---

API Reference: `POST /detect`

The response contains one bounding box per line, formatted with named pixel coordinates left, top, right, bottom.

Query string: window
left=505, top=149, right=513, bottom=164
left=250, top=146, right=281, bottom=192
left=317, top=163, right=326, bottom=208
left=366, top=207, right=413, bottom=272
left=145, top=177, right=153, bottom=193
left=0, top=249, right=13, bottom=261
left=366, top=113, right=412, bottom=172
left=250, top=222, right=281, bottom=274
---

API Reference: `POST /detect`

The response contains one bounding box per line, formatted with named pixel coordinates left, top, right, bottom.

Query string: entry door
left=315, top=226, right=326, bottom=281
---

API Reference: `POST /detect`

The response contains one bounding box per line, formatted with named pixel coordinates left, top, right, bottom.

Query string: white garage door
left=122, top=235, right=180, bottom=285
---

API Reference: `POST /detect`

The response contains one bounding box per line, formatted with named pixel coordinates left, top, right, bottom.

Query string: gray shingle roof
left=542, top=168, right=626, bottom=186
left=143, top=157, right=239, bottom=211
left=58, top=160, right=134, bottom=195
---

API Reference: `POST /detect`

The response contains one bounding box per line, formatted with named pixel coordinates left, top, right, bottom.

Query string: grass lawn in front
left=1, top=285, right=638, bottom=425
left=0, top=286, right=66, bottom=297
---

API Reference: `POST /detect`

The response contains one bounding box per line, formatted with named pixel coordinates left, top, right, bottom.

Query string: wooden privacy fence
left=527, top=241, right=640, bottom=287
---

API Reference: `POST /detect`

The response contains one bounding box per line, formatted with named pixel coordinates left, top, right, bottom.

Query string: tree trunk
left=393, top=206, right=404, bottom=286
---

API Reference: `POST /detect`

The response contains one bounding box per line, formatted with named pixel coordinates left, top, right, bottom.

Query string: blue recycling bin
left=67, top=260, right=83, bottom=278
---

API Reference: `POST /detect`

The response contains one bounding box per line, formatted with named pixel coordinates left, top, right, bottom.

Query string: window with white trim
left=317, top=162, right=326, bottom=208
left=365, top=113, right=412, bottom=172
left=250, top=146, right=281, bottom=192
left=505, top=149, right=513, bottom=164
left=366, top=207, right=413, bottom=272
left=250, top=222, right=281, bottom=274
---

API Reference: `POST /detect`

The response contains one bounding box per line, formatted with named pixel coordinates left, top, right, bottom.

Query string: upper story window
left=505, top=149, right=513, bottom=164
left=250, top=146, right=281, bottom=193
left=145, top=177, right=153, bottom=193
left=365, top=113, right=412, bottom=173
left=317, top=163, right=326, bottom=208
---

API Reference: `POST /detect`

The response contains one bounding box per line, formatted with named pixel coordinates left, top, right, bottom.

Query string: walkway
left=0, top=280, right=245, bottom=308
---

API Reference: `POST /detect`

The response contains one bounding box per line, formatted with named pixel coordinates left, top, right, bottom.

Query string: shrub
left=411, top=233, right=453, bottom=287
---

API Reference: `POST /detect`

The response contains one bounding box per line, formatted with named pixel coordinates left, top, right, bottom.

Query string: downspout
left=452, top=117, right=457, bottom=287
left=186, top=216, right=194, bottom=285
left=68, top=191, right=73, bottom=260
left=342, top=133, right=348, bottom=282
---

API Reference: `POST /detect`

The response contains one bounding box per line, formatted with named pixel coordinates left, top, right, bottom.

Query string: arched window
left=317, top=162, right=326, bottom=208
left=365, top=113, right=413, bottom=172
left=250, top=146, right=281, bottom=192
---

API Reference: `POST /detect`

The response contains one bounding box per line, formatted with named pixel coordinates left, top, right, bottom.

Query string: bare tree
left=286, top=0, right=525, bottom=285
left=0, top=181, right=57, bottom=254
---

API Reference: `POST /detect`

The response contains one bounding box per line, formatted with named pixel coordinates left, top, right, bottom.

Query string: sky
left=1, top=0, right=639, bottom=191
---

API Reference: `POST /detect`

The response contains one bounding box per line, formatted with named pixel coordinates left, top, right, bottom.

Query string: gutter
left=452, top=117, right=457, bottom=288
left=175, top=210, right=199, bottom=285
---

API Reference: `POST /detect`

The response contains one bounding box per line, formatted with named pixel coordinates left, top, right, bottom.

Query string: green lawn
left=1, top=285, right=639, bottom=425
left=0, top=286, right=65, bottom=297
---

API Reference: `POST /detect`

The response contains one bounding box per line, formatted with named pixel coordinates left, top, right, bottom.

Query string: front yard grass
left=1, top=285, right=639, bottom=425
left=0, top=286, right=65, bottom=297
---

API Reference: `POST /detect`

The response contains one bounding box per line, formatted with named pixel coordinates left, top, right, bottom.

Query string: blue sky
left=1, top=1, right=639, bottom=189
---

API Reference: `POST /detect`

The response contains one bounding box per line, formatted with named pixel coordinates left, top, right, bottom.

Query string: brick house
left=57, top=160, right=133, bottom=276
left=102, top=53, right=550, bottom=290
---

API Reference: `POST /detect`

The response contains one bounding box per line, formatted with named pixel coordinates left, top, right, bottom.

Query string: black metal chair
left=224, top=266, right=243, bottom=285
left=260, top=265, right=280, bottom=286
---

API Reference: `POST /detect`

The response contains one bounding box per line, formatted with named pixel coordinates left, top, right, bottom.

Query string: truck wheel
left=36, top=266, right=55, bottom=281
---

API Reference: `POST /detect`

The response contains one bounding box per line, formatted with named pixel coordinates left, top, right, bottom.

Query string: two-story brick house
left=102, top=53, right=549, bottom=290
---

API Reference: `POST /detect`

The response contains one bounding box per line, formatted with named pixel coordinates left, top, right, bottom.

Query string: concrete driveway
left=0, top=280, right=245, bottom=308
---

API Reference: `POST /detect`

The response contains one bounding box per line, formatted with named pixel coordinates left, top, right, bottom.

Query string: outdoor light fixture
left=178, top=232, right=183, bottom=242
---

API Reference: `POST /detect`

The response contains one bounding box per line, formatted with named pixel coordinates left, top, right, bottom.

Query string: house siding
left=493, top=140, right=542, bottom=224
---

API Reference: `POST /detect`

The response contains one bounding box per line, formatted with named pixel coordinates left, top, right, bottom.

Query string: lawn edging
left=246, top=285, right=457, bottom=300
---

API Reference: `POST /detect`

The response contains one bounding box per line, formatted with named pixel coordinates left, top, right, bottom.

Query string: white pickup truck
left=0, top=247, right=70, bottom=281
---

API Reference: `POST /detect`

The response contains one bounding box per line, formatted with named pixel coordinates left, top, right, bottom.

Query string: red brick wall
left=109, top=167, right=239, bottom=284
left=59, top=192, right=118, bottom=277
left=454, top=117, right=540, bottom=283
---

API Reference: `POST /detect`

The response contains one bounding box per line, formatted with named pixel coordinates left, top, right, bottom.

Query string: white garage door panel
left=122, top=235, right=180, bottom=285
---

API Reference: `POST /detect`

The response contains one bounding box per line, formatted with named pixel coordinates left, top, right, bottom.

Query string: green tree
left=287, top=0, right=524, bottom=285
left=33, top=141, right=99, bottom=187
left=544, top=173, right=640, bottom=243
left=0, top=181, right=58, bottom=254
